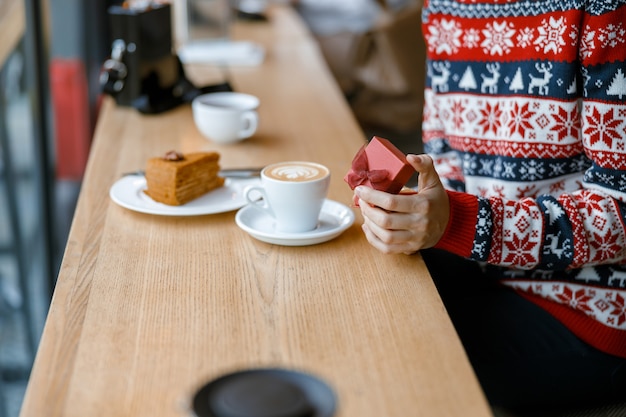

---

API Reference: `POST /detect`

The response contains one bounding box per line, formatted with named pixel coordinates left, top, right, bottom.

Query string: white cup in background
left=192, top=92, right=259, bottom=144
left=244, top=161, right=331, bottom=233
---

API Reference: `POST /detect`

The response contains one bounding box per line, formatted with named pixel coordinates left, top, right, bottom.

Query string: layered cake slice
left=144, top=150, right=225, bottom=206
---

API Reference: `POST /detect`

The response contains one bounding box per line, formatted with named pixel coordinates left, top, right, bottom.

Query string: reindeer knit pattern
left=421, top=0, right=626, bottom=358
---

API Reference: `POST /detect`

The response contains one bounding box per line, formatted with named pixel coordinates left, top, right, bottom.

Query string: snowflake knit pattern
left=421, top=0, right=626, bottom=358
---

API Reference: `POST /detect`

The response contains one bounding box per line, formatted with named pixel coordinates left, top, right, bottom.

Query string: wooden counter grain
left=19, top=5, right=492, bottom=417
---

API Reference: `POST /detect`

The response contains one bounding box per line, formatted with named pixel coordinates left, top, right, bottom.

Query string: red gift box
left=344, top=136, right=414, bottom=194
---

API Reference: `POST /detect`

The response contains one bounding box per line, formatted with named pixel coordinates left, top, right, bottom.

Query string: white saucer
left=235, top=199, right=355, bottom=246
left=109, top=175, right=260, bottom=216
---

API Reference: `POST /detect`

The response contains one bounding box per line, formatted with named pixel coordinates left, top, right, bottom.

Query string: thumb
left=406, top=154, right=441, bottom=192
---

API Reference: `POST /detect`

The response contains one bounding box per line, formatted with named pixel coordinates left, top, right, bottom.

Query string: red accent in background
left=50, top=59, right=91, bottom=180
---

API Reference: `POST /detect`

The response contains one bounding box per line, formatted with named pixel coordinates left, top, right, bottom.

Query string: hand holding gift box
left=344, top=136, right=414, bottom=194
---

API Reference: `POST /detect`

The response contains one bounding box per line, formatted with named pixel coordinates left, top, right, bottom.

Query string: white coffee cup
left=244, top=161, right=331, bottom=233
left=192, top=92, right=259, bottom=144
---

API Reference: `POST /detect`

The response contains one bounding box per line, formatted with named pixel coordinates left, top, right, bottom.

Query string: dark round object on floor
left=191, top=368, right=336, bottom=417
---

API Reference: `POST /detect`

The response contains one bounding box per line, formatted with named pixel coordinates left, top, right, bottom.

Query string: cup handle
left=239, top=110, right=258, bottom=139
left=244, top=185, right=274, bottom=217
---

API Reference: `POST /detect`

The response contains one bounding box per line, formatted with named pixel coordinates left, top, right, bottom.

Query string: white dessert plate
left=235, top=199, right=355, bottom=246
left=178, top=41, right=265, bottom=66
left=109, top=175, right=260, bottom=216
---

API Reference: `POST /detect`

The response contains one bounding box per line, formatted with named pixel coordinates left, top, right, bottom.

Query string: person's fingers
left=355, top=186, right=417, bottom=214
left=358, top=196, right=419, bottom=231
left=406, top=154, right=441, bottom=192
left=361, top=223, right=416, bottom=254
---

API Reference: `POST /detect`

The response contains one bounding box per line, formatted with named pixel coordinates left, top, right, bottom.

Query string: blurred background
left=0, top=0, right=423, bottom=415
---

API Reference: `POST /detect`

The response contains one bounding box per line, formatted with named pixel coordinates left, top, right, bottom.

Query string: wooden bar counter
left=19, top=5, right=492, bottom=417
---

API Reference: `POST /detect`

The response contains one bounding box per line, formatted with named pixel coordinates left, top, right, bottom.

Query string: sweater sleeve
left=433, top=190, right=478, bottom=257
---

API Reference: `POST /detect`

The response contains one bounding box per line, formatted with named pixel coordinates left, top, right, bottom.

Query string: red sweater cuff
left=434, top=190, right=479, bottom=257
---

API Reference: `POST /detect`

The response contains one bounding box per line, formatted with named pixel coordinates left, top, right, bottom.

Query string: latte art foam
left=265, top=162, right=328, bottom=182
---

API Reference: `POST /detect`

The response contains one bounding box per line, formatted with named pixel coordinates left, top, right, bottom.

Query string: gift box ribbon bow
left=346, top=146, right=391, bottom=189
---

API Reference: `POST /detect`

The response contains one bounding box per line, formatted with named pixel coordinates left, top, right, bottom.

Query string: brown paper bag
left=349, top=0, right=426, bottom=132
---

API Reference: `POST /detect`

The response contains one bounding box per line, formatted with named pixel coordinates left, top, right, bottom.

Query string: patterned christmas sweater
left=421, top=0, right=626, bottom=358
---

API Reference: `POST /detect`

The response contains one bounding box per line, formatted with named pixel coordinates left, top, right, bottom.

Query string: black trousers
left=421, top=249, right=626, bottom=411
